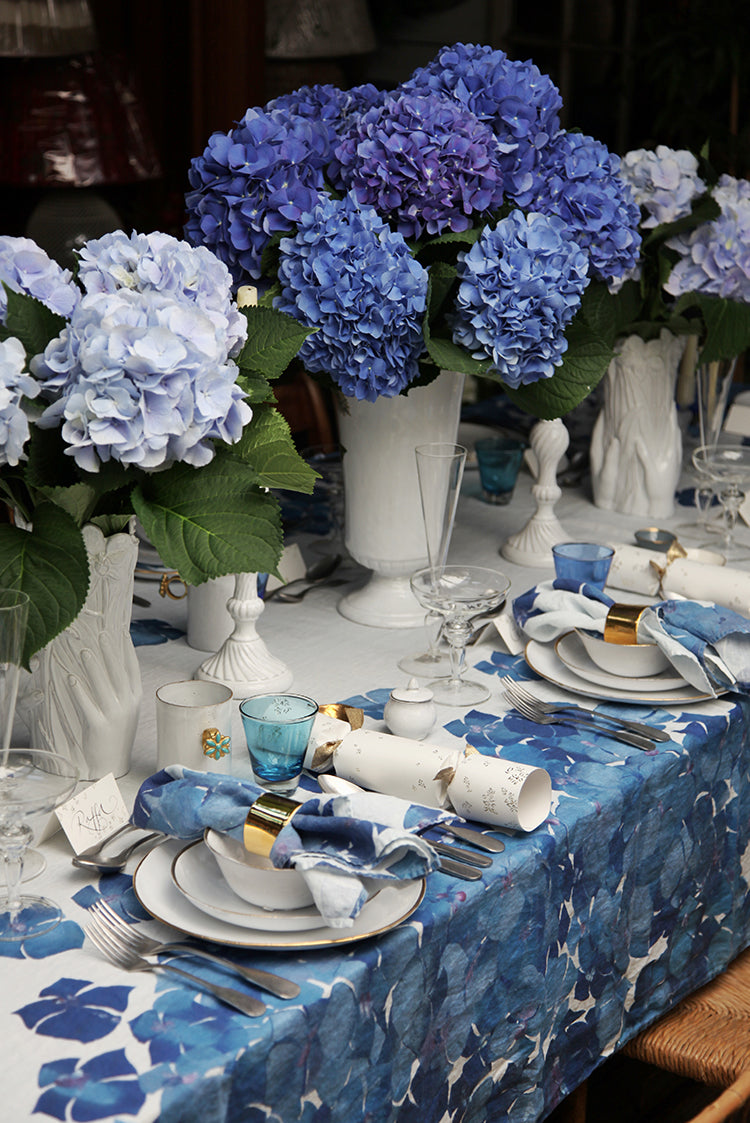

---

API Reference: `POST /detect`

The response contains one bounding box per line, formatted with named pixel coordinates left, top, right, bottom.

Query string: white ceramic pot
left=17, top=523, right=142, bottom=781
left=335, top=371, right=465, bottom=627
left=590, top=330, right=686, bottom=520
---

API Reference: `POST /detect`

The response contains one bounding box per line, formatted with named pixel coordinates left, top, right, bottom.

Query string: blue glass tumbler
left=239, top=694, right=318, bottom=794
left=551, top=542, right=614, bottom=590
left=475, top=437, right=525, bottom=504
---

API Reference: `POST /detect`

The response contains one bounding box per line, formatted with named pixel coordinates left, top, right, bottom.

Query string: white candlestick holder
left=501, top=418, right=571, bottom=567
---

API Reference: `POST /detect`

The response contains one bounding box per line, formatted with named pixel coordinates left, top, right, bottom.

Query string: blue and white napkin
left=512, top=578, right=750, bottom=695
left=132, top=767, right=447, bottom=927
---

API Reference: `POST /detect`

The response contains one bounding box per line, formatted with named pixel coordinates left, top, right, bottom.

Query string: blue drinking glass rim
left=552, top=542, right=614, bottom=561
left=239, top=694, right=319, bottom=723
left=474, top=435, right=527, bottom=452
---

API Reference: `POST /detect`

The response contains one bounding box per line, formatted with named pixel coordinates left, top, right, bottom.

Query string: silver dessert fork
left=85, top=910, right=266, bottom=1017
left=501, top=678, right=670, bottom=742
left=501, top=682, right=654, bottom=751
left=88, top=900, right=299, bottom=1000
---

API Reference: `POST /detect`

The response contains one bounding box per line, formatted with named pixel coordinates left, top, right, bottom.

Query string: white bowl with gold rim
left=204, top=828, right=314, bottom=911
left=574, top=629, right=670, bottom=678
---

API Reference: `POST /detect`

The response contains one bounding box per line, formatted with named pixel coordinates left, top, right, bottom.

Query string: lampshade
left=266, top=0, right=376, bottom=59
left=0, top=0, right=97, bottom=57
left=0, top=50, right=161, bottom=187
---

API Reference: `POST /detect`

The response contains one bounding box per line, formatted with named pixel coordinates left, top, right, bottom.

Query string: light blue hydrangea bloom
left=33, top=288, right=252, bottom=473
left=451, top=209, right=589, bottom=388
left=619, top=145, right=706, bottom=228
left=0, top=235, right=79, bottom=320
left=665, top=173, right=750, bottom=302
left=76, top=230, right=247, bottom=357
left=275, top=191, right=428, bottom=401
left=0, top=336, right=41, bottom=466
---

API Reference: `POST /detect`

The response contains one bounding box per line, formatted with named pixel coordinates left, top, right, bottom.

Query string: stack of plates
left=133, top=838, right=425, bottom=950
left=524, top=632, right=715, bottom=704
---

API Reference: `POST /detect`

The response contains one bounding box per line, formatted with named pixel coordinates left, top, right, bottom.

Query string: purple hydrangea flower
left=532, top=131, right=642, bottom=284
left=402, top=42, right=562, bottom=207
left=0, top=235, right=79, bottom=320
left=0, top=336, right=41, bottom=466
left=451, top=209, right=589, bottom=388
left=33, top=288, right=252, bottom=473
left=264, top=82, right=385, bottom=189
left=665, top=174, right=750, bottom=302
left=335, top=90, right=505, bottom=240
left=185, top=107, right=330, bottom=286
left=77, top=230, right=247, bottom=357
left=275, top=191, right=428, bottom=401
left=619, top=146, right=706, bottom=228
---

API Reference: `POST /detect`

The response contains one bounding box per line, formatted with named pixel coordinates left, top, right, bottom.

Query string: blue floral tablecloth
left=6, top=649, right=750, bottom=1123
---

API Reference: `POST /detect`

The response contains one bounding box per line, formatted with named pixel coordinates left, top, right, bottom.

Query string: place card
left=56, top=773, right=131, bottom=854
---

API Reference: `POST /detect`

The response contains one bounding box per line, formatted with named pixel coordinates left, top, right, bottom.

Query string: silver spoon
left=264, top=554, right=343, bottom=601
left=73, top=828, right=164, bottom=872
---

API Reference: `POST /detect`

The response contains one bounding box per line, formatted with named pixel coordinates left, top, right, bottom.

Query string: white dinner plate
left=555, top=631, right=688, bottom=692
left=134, top=840, right=425, bottom=950
left=524, top=639, right=716, bottom=705
left=171, top=841, right=328, bottom=933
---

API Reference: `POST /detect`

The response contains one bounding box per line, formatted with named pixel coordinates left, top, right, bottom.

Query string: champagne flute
left=0, top=749, right=79, bottom=940
left=399, top=443, right=467, bottom=676
left=410, top=565, right=510, bottom=705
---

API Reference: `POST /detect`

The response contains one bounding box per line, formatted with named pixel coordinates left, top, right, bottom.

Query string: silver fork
left=501, top=683, right=655, bottom=751
left=85, top=909, right=266, bottom=1017
left=89, top=900, right=299, bottom=1000
left=501, top=678, right=670, bottom=742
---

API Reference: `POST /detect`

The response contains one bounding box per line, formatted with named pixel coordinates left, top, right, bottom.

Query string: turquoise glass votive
left=552, top=542, right=614, bottom=590
left=239, top=694, right=319, bottom=795
left=475, top=437, right=525, bottom=504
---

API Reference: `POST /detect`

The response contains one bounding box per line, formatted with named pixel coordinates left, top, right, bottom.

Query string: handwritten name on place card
left=56, top=773, right=131, bottom=854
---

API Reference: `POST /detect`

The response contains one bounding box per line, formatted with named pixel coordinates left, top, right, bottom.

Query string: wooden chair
left=273, top=367, right=335, bottom=450
left=622, top=946, right=750, bottom=1122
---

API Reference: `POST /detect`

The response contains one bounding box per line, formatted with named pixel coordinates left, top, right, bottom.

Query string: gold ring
left=243, top=793, right=301, bottom=857
left=603, top=604, right=649, bottom=645
left=159, top=572, right=187, bottom=600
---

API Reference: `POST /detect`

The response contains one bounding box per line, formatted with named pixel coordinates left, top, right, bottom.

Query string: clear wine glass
left=399, top=443, right=467, bottom=677
left=692, top=443, right=750, bottom=560
left=410, top=565, right=510, bottom=705
left=0, top=749, right=79, bottom=940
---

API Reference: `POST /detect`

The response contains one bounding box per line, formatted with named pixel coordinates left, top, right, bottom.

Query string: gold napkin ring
left=243, top=793, right=301, bottom=857
left=603, top=604, right=649, bottom=645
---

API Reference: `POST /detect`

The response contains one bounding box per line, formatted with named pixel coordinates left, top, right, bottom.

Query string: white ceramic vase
left=335, top=371, right=465, bottom=627
left=590, top=329, right=686, bottom=520
left=17, top=523, right=142, bottom=781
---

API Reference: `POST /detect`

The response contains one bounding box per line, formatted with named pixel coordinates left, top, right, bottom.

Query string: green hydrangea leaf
left=677, top=293, right=750, bottom=363
left=0, top=287, right=66, bottom=362
left=229, top=404, right=318, bottom=493
left=236, top=306, right=315, bottom=378
left=132, top=459, right=284, bottom=585
left=0, top=503, right=89, bottom=666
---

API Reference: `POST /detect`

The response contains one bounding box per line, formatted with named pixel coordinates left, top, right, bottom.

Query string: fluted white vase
left=335, top=371, right=465, bottom=628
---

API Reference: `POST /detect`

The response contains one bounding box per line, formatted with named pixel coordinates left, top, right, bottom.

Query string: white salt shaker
left=384, top=678, right=436, bottom=740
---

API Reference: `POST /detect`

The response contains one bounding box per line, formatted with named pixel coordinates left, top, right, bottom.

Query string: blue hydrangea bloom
left=185, top=106, right=331, bottom=285
left=451, top=209, right=589, bottom=387
left=402, top=42, right=562, bottom=207
left=0, top=336, right=41, bottom=466
left=335, top=90, right=505, bottom=239
left=33, top=287, right=252, bottom=472
left=619, top=145, right=706, bottom=228
left=0, top=235, right=79, bottom=320
left=532, top=131, right=642, bottom=284
left=665, top=174, right=750, bottom=302
left=275, top=192, right=428, bottom=401
left=76, top=230, right=247, bottom=357
left=265, top=82, right=385, bottom=189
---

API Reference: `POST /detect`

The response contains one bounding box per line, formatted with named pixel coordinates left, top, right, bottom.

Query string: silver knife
left=430, top=840, right=492, bottom=868
left=440, top=824, right=506, bottom=853
left=438, top=856, right=483, bottom=880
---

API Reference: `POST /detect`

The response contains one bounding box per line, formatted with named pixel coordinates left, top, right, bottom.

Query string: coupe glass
left=0, top=749, right=79, bottom=940
left=399, top=443, right=467, bottom=677
left=410, top=565, right=510, bottom=705
left=692, top=443, right=750, bottom=559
